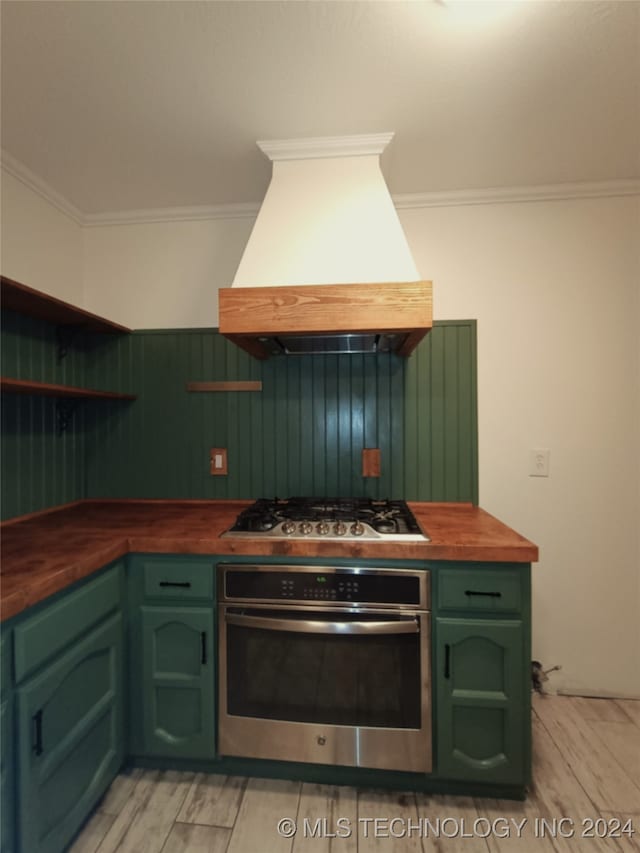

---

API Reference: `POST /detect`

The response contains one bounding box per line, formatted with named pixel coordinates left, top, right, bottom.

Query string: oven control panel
left=221, top=566, right=428, bottom=608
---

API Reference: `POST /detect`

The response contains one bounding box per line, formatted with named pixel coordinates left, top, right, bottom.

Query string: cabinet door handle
left=201, top=631, right=207, bottom=665
left=464, top=589, right=502, bottom=598
left=159, top=581, right=192, bottom=589
left=32, top=709, right=44, bottom=756
left=444, top=644, right=451, bottom=679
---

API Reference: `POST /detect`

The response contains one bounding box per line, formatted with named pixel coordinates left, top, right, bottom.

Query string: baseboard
left=557, top=688, right=640, bottom=701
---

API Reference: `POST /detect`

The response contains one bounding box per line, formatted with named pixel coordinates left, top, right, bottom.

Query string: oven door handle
left=225, top=612, right=420, bottom=635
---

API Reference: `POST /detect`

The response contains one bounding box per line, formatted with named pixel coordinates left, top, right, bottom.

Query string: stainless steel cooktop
left=221, top=497, right=429, bottom=542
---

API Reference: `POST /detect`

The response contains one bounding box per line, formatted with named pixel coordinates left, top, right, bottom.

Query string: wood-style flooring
left=70, top=695, right=640, bottom=853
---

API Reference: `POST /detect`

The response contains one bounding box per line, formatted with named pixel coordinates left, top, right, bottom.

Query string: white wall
left=402, top=196, right=640, bottom=698
left=2, top=172, right=639, bottom=697
left=0, top=168, right=83, bottom=304
left=82, top=218, right=253, bottom=329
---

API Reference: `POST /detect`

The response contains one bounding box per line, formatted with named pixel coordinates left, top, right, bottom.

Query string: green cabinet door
left=1, top=696, right=15, bottom=853
left=1, top=628, right=14, bottom=853
left=140, top=606, right=215, bottom=759
left=16, top=613, right=123, bottom=853
left=435, top=618, right=525, bottom=785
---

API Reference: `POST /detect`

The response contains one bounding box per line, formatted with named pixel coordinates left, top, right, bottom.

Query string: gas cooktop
left=221, top=497, right=429, bottom=542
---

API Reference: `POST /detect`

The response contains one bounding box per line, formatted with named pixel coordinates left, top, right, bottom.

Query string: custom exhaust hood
left=218, top=133, right=432, bottom=359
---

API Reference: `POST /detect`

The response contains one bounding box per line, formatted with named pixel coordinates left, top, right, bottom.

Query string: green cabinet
left=16, top=613, right=123, bottom=853
left=128, top=556, right=216, bottom=761
left=139, top=606, right=215, bottom=759
left=433, top=562, right=531, bottom=788
left=1, top=629, right=15, bottom=853
left=4, top=563, right=124, bottom=853
left=1, top=696, right=14, bottom=853
left=435, top=618, right=525, bottom=784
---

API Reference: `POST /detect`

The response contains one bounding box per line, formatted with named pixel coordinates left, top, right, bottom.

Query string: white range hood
left=218, top=133, right=432, bottom=358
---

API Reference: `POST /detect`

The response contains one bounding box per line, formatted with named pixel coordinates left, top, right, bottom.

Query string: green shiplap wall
left=405, top=321, right=478, bottom=501
left=1, top=311, right=87, bottom=519
left=1, top=316, right=477, bottom=519
left=84, top=321, right=477, bottom=503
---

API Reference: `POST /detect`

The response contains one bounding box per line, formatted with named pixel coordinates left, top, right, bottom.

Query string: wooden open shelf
left=1, top=377, right=136, bottom=401
left=1, top=275, right=132, bottom=334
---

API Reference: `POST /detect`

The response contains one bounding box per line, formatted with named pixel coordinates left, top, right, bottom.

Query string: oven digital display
left=224, top=569, right=422, bottom=605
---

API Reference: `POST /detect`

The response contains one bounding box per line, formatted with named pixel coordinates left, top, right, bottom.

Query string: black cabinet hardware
left=464, top=589, right=502, bottom=598
left=159, top=581, right=192, bottom=589
left=33, top=709, right=44, bottom=756
left=201, top=632, right=207, bottom=665
left=444, top=644, right=451, bottom=679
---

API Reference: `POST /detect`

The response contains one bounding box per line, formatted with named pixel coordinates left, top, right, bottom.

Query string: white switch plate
left=529, top=448, right=550, bottom=477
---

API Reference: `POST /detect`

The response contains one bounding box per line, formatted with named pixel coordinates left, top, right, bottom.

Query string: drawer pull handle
left=159, top=581, right=192, bottom=589
left=444, top=644, right=451, bottom=679
left=201, top=632, right=207, bottom=665
left=464, top=590, right=502, bottom=598
left=33, top=709, right=44, bottom=756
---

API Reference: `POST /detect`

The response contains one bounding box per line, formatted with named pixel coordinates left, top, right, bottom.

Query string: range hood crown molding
left=256, top=133, right=395, bottom=161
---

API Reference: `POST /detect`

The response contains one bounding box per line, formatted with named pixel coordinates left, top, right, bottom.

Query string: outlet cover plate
left=529, top=448, right=550, bottom=477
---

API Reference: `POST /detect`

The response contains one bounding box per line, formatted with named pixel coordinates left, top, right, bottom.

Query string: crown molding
left=83, top=201, right=260, bottom=227
left=0, top=149, right=84, bottom=225
left=2, top=148, right=638, bottom=227
left=85, top=178, right=640, bottom=225
left=393, top=179, right=640, bottom=209
left=257, top=133, right=395, bottom=161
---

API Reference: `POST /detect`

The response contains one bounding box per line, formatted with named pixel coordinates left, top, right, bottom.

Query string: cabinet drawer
left=143, top=560, right=213, bottom=601
left=437, top=566, right=523, bottom=614
left=14, top=563, right=121, bottom=683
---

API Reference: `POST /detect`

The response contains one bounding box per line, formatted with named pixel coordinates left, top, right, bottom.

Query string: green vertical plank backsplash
left=404, top=320, right=478, bottom=503
left=1, top=310, right=87, bottom=519
left=1, top=316, right=478, bottom=518
left=84, top=321, right=477, bottom=504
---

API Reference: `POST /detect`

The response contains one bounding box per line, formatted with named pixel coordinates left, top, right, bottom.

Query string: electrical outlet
left=529, top=448, right=550, bottom=477
left=210, top=448, right=228, bottom=476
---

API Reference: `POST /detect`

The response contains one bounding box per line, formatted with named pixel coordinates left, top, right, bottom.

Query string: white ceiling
left=1, top=1, right=639, bottom=215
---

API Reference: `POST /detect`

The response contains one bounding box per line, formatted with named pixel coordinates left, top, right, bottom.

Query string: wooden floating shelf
left=0, top=377, right=137, bottom=401
left=186, top=381, right=262, bottom=393
left=1, top=275, right=132, bottom=334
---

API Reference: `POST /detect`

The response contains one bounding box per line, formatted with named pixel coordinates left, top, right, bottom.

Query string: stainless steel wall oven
left=217, top=564, right=431, bottom=773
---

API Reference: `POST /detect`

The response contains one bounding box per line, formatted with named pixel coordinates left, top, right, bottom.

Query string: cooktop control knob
left=282, top=521, right=296, bottom=535
left=334, top=521, right=347, bottom=536
left=299, top=521, right=313, bottom=535
left=316, top=522, right=330, bottom=535
left=350, top=521, right=365, bottom=536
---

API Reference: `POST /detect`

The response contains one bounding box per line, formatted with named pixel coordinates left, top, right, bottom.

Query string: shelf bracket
left=56, top=399, right=80, bottom=434
left=56, top=324, right=83, bottom=361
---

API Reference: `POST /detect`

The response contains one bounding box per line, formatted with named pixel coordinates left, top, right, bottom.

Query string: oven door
left=218, top=605, right=431, bottom=773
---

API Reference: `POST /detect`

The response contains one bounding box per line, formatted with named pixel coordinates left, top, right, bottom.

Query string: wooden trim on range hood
left=218, top=280, right=432, bottom=359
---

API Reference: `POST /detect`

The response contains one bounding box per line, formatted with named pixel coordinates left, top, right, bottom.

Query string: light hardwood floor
left=70, top=696, right=640, bottom=853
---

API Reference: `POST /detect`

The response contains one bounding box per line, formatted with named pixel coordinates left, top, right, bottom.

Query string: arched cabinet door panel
left=16, top=614, right=123, bottom=853
left=140, top=606, right=215, bottom=759
left=435, top=618, right=525, bottom=785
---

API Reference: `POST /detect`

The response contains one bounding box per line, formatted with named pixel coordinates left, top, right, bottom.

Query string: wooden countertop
left=0, top=500, right=538, bottom=622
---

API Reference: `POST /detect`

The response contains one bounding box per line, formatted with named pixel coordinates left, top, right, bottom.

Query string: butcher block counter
left=0, top=499, right=537, bottom=622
